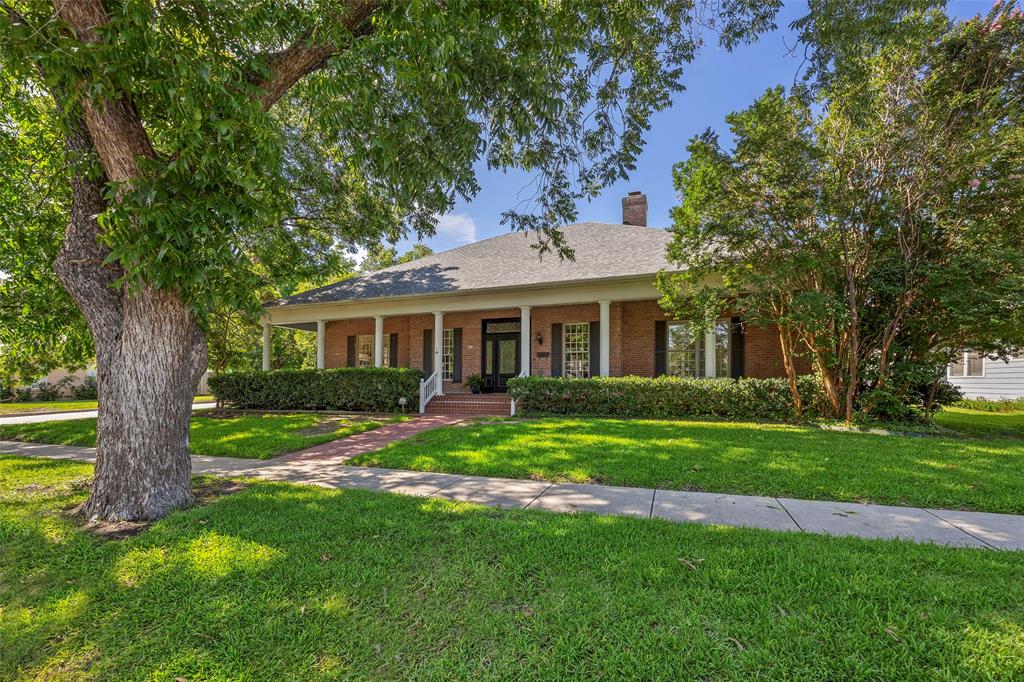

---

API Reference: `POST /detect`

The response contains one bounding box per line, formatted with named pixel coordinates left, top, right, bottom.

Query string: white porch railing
left=418, top=371, right=442, bottom=413
left=510, top=369, right=528, bottom=417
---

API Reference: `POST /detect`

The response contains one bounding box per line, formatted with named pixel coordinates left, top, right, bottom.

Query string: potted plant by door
left=466, top=374, right=485, bottom=394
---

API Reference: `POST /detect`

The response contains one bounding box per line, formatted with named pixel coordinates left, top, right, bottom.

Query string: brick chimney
left=622, top=191, right=647, bottom=226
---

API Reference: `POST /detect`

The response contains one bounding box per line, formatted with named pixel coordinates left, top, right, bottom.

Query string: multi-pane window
left=667, top=322, right=702, bottom=377
left=356, top=335, right=374, bottom=367
left=949, top=351, right=984, bottom=377
left=712, top=321, right=731, bottom=378
left=563, top=322, right=590, bottom=378
left=442, top=329, right=455, bottom=381
left=667, top=321, right=730, bottom=378
left=356, top=334, right=389, bottom=367
left=484, top=321, right=520, bottom=334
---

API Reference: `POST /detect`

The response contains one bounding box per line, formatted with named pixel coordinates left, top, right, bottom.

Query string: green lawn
left=351, top=417, right=1024, bottom=513
left=934, top=406, right=1024, bottom=439
left=1, top=456, right=1022, bottom=680
left=0, top=413, right=396, bottom=459
left=0, top=396, right=214, bottom=415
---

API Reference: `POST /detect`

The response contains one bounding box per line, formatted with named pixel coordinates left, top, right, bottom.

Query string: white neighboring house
left=948, top=352, right=1024, bottom=399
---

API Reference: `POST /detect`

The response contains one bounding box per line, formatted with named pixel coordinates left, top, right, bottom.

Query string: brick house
left=264, top=192, right=806, bottom=413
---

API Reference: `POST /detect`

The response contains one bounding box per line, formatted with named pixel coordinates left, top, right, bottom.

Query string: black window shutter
left=730, top=317, right=744, bottom=378
left=389, top=333, right=399, bottom=368
left=452, top=328, right=463, bottom=382
left=422, top=329, right=433, bottom=374
left=346, top=335, right=356, bottom=367
left=654, top=321, right=667, bottom=377
left=551, top=324, right=563, bottom=377
left=588, top=321, right=600, bottom=378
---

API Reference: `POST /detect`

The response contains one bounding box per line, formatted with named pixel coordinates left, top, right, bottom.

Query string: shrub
left=209, top=367, right=424, bottom=412
left=507, top=375, right=823, bottom=421
left=0, top=376, right=12, bottom=402
left=72, top=376, right=98, bottom=400
left=860, top=357, right=962, bottom=418
left=858, top=388, right=918, bottom=423
left=33, top=382, right=61, bottom=402
left=954, top=397, right=1024, bottom=413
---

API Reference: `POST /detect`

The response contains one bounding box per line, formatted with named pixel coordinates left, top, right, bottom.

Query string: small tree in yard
left=0, top=0, right=779, bottom=520
left=658, top=3, right=1024, bottom=422
left=360, top=243, right=433, bottom=273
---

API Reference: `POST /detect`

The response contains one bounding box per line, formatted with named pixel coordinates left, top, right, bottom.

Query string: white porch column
left=704, top=329, right=717, bottom=378
left=598, top=300, right=611, bottom=377
left=262, top=323, right=272, bottom=371
left=519, top=305, right=531, bottom=376
left=433, top=311, right=444, bottom=393
left=374, top=316, right=385, bottom=367
left=316, top=320, right=326, bottom=369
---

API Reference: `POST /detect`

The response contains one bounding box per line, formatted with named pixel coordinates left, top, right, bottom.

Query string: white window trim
left=667, top=320, right=731, bottom=379
left=356, top=335, right=373, bottom=368
left=357, top=334, right=390, bottom=368
left=949, top=351, right=985, bottom=378
left=563, top=321, right=591, bottom=379
left=441, top=328, right=455, bottom=382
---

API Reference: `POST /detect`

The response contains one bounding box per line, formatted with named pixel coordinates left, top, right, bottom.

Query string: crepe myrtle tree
left=658, top=3, right=1024, bottom=422
left=0, top=0, right=779, bottom=520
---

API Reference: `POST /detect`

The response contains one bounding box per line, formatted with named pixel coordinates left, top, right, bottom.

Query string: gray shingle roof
left=269, top=222, right=674, bottom=307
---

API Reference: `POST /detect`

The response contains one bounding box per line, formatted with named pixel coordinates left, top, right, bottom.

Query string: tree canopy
left=0, top=0, right=779, bottom=382
left=658, top=2, right=1024, bottom=420
left=1, top=0, right=782, bottom=519
left=360, top=243, right=433, bottom=273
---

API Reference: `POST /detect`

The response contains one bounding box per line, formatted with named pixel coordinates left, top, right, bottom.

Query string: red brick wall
left=617, top=299, right=810, bottom=378
left=324, top=318, right=412, bottom=368
left=328, top=309, right=522, bottom=393
left=323, top=299, right=810, bottom=382
left=743, top=324, right=813, bottom=377
left=529, top=304, right=600, bottom=377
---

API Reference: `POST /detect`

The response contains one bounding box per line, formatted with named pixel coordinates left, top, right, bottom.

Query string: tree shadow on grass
left=3, top=460, right=1024, bottom=679
left=188, top=414, right=387, bottom=459
left=363, top=418, right=1024, bottom=512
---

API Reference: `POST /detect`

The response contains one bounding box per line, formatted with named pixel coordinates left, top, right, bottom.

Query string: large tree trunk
left=54, top=122, right=206, bottom=521
left=840, top=231, right=860, bottom=425
left=48, top=0, right=373, bottom=520
left=87, top=287, right=206, bottom=520
left=777, top=325, right=803, bottom=417
left=808, top=346, right=843, bottom=419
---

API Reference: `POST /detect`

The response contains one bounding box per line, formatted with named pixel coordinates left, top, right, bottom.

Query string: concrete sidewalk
left=4, top=439, right=1023, bottom=551
left=0, top=402, right=214, bottom=425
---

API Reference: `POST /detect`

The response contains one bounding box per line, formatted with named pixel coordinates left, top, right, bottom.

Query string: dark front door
left=484, top=333, right=520, bottom=392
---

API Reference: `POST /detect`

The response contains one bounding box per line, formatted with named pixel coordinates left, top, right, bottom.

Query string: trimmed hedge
left=209, top=368, right=423, bottom=412
left=507, top=375, right=823, bottom=421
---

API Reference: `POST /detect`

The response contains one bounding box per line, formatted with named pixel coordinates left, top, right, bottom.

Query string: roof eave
left=264, top=270, right=682, bottom=312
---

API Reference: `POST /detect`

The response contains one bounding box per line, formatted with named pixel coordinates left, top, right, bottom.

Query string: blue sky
left=393, top=1, right=985, bottom=256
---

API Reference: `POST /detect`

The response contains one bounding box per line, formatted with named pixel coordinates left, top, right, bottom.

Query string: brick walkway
left=275, top=414, right=465, bottom=463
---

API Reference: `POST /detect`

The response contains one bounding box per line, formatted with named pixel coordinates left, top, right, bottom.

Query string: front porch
left=261, top=293, right=804, bottom=414
left=262, top=302, right=616, bottom=394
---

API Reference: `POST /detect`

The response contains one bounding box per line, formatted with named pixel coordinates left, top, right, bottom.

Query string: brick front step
left=425, top=393, right=513, bottom=416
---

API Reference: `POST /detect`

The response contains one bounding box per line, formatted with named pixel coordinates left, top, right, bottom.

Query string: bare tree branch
left=254, top=1, right=378, bottom=111
left=52, top=0, right=156, bottom=183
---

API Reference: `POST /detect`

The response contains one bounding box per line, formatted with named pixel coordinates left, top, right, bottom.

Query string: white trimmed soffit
left=263, top=271, right=717, bottom=326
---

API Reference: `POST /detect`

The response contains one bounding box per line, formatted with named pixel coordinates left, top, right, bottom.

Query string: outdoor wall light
left=535, top=332, right=544, bottom=346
